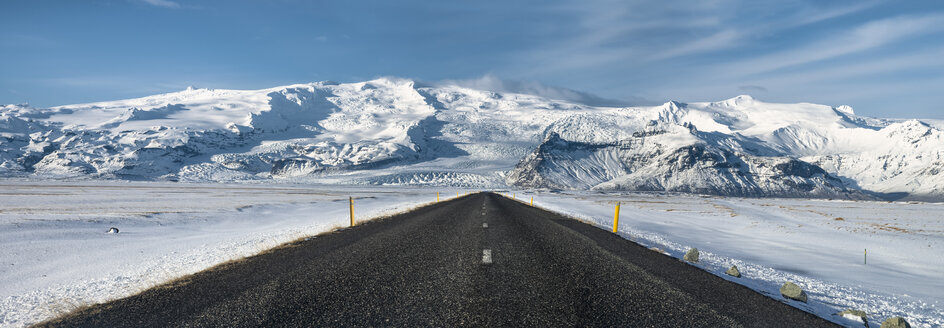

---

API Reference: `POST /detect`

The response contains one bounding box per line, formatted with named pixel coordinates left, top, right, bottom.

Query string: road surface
left=41, top=193, right=836, bottom=327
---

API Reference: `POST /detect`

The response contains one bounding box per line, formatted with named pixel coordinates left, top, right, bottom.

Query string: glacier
left=1, top=78, right=942, bottom=200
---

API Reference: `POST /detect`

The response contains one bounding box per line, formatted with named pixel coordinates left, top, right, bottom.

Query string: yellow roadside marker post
left=349, top=196, right=355, bottom=227
left=530, top=196, right=533, bottom=206
left=437, top=192, right=440, bottom=202
left=612, top=201, right=621, bottom=233
left=457, top=191, right=460, bottom=198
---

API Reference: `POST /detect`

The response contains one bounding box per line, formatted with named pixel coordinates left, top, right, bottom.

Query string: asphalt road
left=41, top=193, right=837, bottom=327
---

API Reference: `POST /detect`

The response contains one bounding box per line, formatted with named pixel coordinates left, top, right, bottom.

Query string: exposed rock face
left=880, top=317, right=911, bottom=328
left=683, top=248, right=699, bottom=263
left=270, top=157, right=323, bottom=177
left=506, top=129, right=868, bottom=199
left=725, top=265, right=741, bottom=278
left=780, top=282, right=808, bottom=303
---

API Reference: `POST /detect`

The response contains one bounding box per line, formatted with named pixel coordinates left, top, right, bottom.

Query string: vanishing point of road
left=41, top=193, right=836, bottom=327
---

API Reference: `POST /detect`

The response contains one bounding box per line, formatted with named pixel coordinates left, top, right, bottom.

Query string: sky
left=1, top=0, right=943, bottom=119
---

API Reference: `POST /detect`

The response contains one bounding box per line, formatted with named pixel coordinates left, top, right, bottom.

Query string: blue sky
left=1, top=0, right=942, bottom=118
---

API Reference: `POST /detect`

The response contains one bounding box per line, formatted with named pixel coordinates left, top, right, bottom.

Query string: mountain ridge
left=1, top=77, right=941, bottom=200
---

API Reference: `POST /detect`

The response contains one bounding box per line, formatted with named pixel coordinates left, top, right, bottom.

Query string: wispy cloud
left=137, top=0, right=180, bottom=9
left=784, top=1, right=884, bottom=28
left=645, top=1, right=885, bottom=62
left=652, top=30, right=742, bottom=60
left=727, top=13, right=944, bottom=77
left=506, top=1, right=729, bottom=76
left=752, top=46, right=944, bottom=86
left=738, top=85, right=768, bottom=93
left=507, top=0, right=879, bottom=79
left=438, top=74, right=650, bottom=106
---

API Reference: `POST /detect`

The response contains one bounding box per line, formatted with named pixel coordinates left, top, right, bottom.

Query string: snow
left=0, top=182, right=940, bottom=327
left=0, top=181, right=445, bottom=327
left=3, top=78, right=944, bottom=200
left=49, top=87, right=271, bottom=132
left=841, top=312, right=866, bottom=324
left=526, top=191, right=943, bottom=328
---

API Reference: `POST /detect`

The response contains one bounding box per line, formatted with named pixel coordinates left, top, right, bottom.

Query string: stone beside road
left=683, top=248, right=699, bottom=263
left=780, top=281, right=808, bottom=303
left=880, top=316, right=911, bottom=328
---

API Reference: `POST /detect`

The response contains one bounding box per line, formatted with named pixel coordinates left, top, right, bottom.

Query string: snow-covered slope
left=1, top=78, right=942, bottom=199
left=506, top=129, right=865, bottom=199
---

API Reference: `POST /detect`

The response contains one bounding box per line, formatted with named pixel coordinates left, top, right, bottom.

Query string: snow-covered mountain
left=1, top=78, right=942, bottom=200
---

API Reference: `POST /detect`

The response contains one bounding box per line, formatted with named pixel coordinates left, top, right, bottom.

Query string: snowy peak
left=655, top=101, right=688, bottom=125
left=885, top=119, right=933, bottom=140
left=835, top=105, right=855, bottom=116
left=714, top=94, right=756, bottom=107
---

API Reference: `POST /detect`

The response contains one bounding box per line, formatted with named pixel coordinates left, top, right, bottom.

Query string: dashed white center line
left=483, top=223, right=488, bottom=228
left=482, top=249, right=492, bottom=264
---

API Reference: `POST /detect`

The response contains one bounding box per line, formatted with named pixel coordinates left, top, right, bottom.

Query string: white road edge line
left=482, top=249, right=492, bottom=264
left=483, top=223, right=488, bottom=228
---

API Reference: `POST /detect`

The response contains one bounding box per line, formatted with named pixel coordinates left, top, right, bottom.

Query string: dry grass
left=42, top=298, right=90, bottom=320
left=869, top=223, right=912, bottom=233
left=648, top=247, right=669, bottom=255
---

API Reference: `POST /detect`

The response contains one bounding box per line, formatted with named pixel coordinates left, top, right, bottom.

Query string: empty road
left=41, top=193, right=836, bottom=327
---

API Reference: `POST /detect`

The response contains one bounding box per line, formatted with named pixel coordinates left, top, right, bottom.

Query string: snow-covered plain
left=0, top=181, right=442, bottom=327
left=526, top=191, right=943, bottom=327
left=1, top=182, right=940, bottom=328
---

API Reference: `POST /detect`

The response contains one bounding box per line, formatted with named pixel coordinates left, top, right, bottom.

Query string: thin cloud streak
left=785, top=0, right=884, bottom=28
left=725, top=13, right=944, bottom=77
left=646, top=1, right=884, bottom=61
left=438, top=74, right=650, bottom=107
left=509, top=1, right=731, bottom=76
left=652, top=30, right=742, bottom=60
left=138, top=0, right=180, bottom=8
left=508, top=1, right=880, bottom=78
left=751, top=47, right=944, bottom=86
left=738, top=85, right=768, bottom=93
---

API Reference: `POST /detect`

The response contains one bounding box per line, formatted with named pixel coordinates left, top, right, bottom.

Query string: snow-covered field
left=527, top=191, right=943, bottom=327
left=0, top=181, right=442, bottom=327
left=1, top=182, right=940, bottom=327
